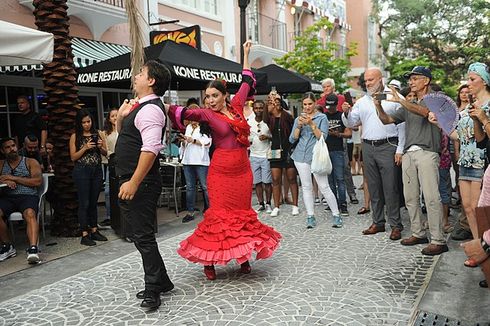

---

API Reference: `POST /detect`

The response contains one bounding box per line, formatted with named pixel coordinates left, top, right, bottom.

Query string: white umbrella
left=0, top=20, right=54, bottom=66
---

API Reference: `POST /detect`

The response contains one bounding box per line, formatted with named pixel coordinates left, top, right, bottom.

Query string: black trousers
left=119, top=178, right=173, bottom=292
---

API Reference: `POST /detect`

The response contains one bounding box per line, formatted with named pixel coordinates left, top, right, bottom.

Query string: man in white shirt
left=342, top=67, right=405, bottom=241
left=248, top=100, right=272, bottom=213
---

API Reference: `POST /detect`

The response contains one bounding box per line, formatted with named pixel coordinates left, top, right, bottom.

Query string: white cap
left=388, top=79, right=401, bottom=89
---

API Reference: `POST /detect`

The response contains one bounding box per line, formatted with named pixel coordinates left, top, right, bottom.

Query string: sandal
left=464, top=258, right=478, bottom=268
left=357, top=207, right=370, bottom=215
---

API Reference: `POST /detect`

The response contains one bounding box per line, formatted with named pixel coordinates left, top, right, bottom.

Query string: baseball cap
left=404, top=66, right=432, bottom=79
left=388, top=79, right=401, bottom=90
left=325, top=94, right=338, bottom=109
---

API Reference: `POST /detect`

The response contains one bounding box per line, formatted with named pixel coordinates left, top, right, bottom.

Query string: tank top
left=1, top=157, right=38, bottom=196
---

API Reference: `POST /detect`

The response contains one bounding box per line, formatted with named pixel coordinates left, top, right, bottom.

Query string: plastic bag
left=311, top=134, right=332, bottom=175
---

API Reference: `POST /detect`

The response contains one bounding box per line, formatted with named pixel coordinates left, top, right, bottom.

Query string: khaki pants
left=402, top=149, right=445, bottom=245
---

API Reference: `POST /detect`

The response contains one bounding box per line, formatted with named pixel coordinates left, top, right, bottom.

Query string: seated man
left=0, top=137, right=42, bottom=264
left=19, top=135, right=42, bottom=165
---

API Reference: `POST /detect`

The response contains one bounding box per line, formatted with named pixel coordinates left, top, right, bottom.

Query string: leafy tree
left=372, top=0, right=490, bottom=91
left=275, top=17, right=357, bottom=91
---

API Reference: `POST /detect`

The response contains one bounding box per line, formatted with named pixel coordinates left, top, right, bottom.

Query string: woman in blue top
left=289, top=92, right=341, bottom=229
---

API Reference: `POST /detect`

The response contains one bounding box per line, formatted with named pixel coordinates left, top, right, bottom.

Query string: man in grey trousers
left=342, top=68, right=405, bottom=241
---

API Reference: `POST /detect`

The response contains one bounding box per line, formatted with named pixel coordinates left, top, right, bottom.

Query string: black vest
left=115, top=98, right=166, bottom=181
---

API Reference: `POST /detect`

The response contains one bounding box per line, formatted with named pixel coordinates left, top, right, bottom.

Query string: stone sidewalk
left=0, top=199, right=439, bottom=326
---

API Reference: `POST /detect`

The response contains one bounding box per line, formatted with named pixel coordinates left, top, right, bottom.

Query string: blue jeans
left=103, top=164, right=110, bottom=219
left=73, top=164, right=103, bottom=230
left=183, top=165, right=209, bottom=213
left=328, top=151, right=346, bottom=206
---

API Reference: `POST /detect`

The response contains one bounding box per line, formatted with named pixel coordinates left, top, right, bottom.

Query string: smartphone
left=300, top=112, right=308, bottom=117
left=91, top=134, right=99, bottom=143
left=375, top=93, right=387, bottom=101
left=344, top=92, right=353, bottom=106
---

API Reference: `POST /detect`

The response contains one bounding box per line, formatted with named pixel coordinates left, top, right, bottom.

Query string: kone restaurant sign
left=78, top=66, right=241, bottom=85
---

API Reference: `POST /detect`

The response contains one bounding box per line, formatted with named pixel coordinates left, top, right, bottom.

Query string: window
left=171, top=0, right=218, bottom=16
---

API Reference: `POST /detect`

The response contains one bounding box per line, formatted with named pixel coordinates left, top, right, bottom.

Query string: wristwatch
left=482, top=239, right=490, bottom=254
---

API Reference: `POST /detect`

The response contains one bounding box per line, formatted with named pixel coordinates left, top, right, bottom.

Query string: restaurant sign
left=77, top=68, right=132, bottom=84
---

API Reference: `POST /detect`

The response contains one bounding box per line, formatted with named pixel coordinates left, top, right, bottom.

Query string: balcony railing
left=247, top=12, right=287, bottom=52
left=94, top=0, right=125, bottom=8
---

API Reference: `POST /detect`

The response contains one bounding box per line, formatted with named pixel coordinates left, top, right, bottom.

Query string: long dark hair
left=103, top=108, right=118, bottom=135
left=263, top=96, right=294, bottom=139
left=456, top=84, right=469, bottom=108
left=75, top=108, right=96, bottom=149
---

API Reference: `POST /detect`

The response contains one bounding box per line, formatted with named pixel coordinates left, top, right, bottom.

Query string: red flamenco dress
left=168, top=70, right=281, bottom=267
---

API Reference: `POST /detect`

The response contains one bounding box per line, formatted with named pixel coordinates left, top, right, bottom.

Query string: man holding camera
left=342, top=68, right=405, bottom=241
left=374, top=66, right=447, bottom=256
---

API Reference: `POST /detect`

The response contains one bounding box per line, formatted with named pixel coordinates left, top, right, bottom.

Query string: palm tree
left=33, top=0, right=80, bottom=237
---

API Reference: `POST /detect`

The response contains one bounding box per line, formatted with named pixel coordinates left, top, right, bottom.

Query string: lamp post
left=238, top=0, right=250, bottom=64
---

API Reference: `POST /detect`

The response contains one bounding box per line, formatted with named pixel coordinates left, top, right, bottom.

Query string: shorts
left=269, top=158, right=295, bottom=169
left=459, top=166, right=484, bottom=182
left=250, top=156, right=272, bottom=184
left=0, top=195, right=39, bottom=218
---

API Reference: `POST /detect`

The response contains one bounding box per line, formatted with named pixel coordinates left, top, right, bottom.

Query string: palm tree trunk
left=33, top=0, right=80, bottom=237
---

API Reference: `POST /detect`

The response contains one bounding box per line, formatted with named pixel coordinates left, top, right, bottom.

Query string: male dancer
left=116, top=60, right=174, bottom=309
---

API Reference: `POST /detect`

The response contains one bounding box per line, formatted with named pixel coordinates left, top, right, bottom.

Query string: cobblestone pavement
left=0, top=195, right=437, bottom=326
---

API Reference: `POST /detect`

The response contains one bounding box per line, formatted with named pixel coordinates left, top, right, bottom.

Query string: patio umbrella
left=256, top=64, right=322, bottom=94
left=0, top=20, right=54, bottom=66
left=76, top=41, right=267, bottom=93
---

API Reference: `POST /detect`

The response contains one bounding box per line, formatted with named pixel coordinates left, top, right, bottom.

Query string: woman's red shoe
left=204, top=265, right=216, bottom=280
left=240, top=261, right=251, bottom=274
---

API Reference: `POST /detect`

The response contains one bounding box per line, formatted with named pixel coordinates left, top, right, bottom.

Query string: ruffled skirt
left=177, top=148, right=282, bottom=265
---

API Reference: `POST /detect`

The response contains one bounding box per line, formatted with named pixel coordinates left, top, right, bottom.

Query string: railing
left=94, top=0, right=125, bottom=8
left=247, top=12, right=287, bottom=52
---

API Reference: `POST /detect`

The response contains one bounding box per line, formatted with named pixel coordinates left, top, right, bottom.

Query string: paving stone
left=0, top=190, right=439, bottom=325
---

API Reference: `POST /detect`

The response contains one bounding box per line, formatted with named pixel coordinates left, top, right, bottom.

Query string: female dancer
left=69, top=108, right=108, bottom=246
left=168, top=41, right=281, bottom=280
left=263, top=93, right=299, bottom=217
left=289, top=92, right=340, bottom=228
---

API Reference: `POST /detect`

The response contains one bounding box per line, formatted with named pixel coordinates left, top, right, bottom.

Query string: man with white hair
left=342, top=68, right=405, bottom=241
left=317, top=78, right=345, bottom=113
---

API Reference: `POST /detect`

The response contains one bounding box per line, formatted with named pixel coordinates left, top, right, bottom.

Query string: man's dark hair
left=0, top=137, right=15, bottom=148
left=430, top=83, right=442, bottom=92
left=186, top=98, right=199, bottom=106
left=253, top=99, right=265, bottom=107
left=25, top=134, right=39, bottom=143
left=144, top=60, right=171, bottom=96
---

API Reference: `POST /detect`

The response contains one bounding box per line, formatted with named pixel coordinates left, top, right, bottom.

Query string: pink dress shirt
left=134, top=94, right=166, bottom=155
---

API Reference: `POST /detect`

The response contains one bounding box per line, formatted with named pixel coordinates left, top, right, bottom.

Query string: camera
left=375, top=93, right=387, bottom=101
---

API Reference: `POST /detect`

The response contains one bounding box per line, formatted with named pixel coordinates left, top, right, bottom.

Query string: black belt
left=362, top=137, right=398, bottom=146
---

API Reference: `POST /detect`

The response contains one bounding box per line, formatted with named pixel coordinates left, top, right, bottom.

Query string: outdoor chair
left=8, top=173, right=49, bottom=241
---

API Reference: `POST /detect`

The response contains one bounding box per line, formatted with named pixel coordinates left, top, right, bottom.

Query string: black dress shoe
left=140, top=291, right=161, bottom=309
left=136, top=283, right=174, bottom=299
left=480, top=280, right=488, bottom=288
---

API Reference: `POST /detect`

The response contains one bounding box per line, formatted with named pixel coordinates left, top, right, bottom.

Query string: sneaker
left=270, top=207, right=280, bottom=217
left=325, top=205, right=331, bottom=211
left=340, top=204, right=349, bottom=216
left=100, top=218, right=111, bottom=227
left=314, top=198, right=320, bottom=206
left=350, top=196, right=359, bottom=205
left=332, top=215, right=343, bottom=228
left=306, top=216, right=316, bottom=229
left=91, top=230, right=108, bottom=241
left=265, top=204, right=272, bottom=214
left=81, top=235, right=96, bottom=246
left=322, top=198, right=327, bottom=206
left=182, top=214, right=195, bottom=223
left=26, top=245, right=40, bottom=264
left=0, top=244, right=16, bottom=261
left=256, top=203, right=266, bottom=212
left=451, top=227, right=473, bottom=241
left=291, top=205, right=299, bottom=216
